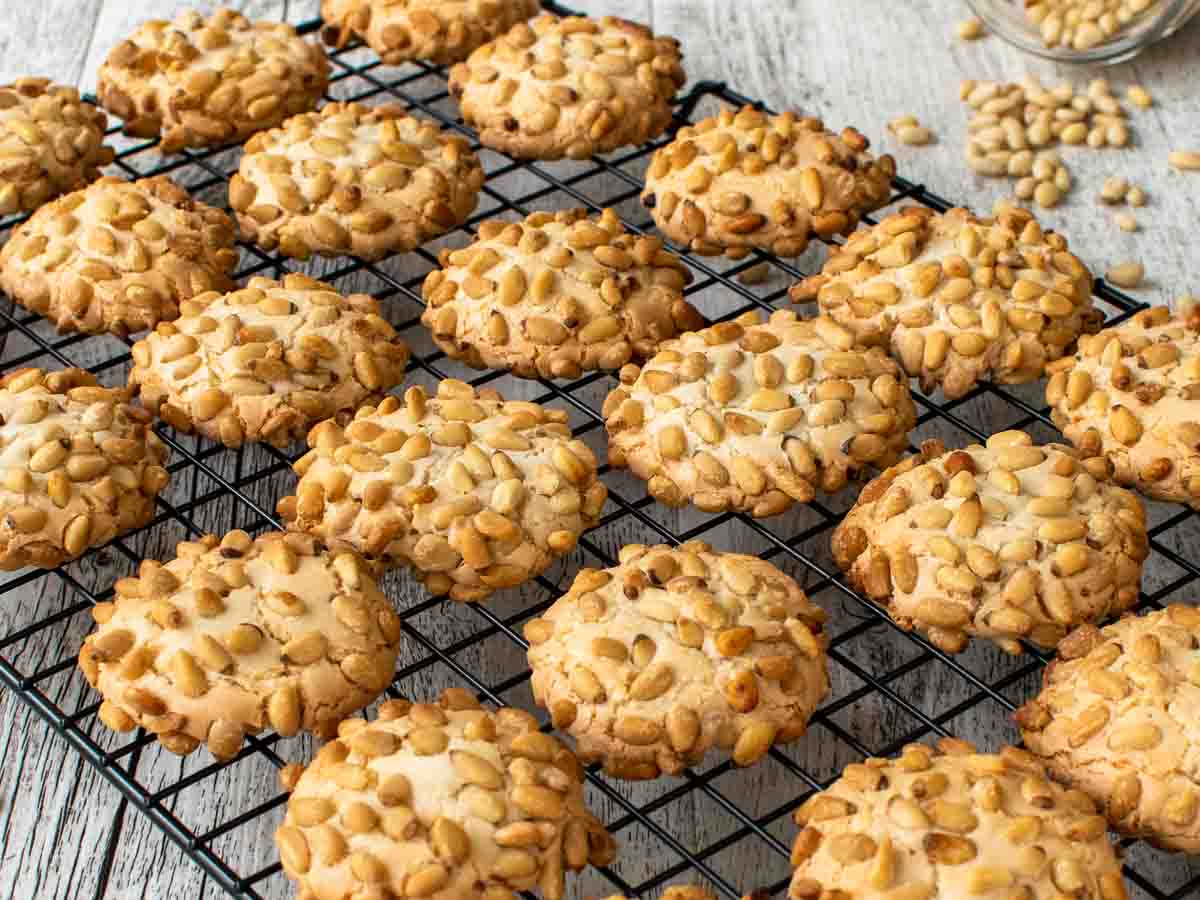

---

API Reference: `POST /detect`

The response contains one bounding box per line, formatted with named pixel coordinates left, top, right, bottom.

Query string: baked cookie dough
left=97, top=7, right=329, bottom=153
left=791, top=206, right=1101, bottom=400
left=231, top=102, right=484, bottom=261
left=1048, top=302, right=1200, bottom=510
left=641, top=105, right=895, bottom=258
left=448, top=14, right=685, bottom=161
left=0, top=367, right=169, bottom=570
left=0, top=78, right=114, bottom=217
left=0, top=175, right=238, bottom=335
left=79, top=530, right=401, bottom=759
left=279, top=380, right=607, bottom=601
left=788, top=738, right=1128, bottom=900
left=321, top=0, right=541, bottom=65
left=603, top=309, right=917, bottom=517
left=833, top=432, right=1147, bottom=655
left=422, top=207, right=702, bottom=380
left=1017, top=604, right=1200, bottom=853
left=525, top=541, right=829, bottom=779
left=277, top=688, right=617, bottom=900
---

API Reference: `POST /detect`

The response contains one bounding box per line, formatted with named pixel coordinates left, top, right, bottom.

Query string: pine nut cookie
left=790, top=206, right=1101, bottom=400
left=97, top=7, right=329, bottom=153
left=320, top=0, right=541, bottom=65
left=0, top=78, right=114, bottom=217
left=130, top=273, right=411, bottom=449
left=278, top=380, right=607, bottom=601
left=1047, top=303, right=1200, bottom=510
left=525, top=541, right=830, bottom=780
left=787, top=738, right=1128, bottom=900
left=1016, top=605, right=1200, bottom=853
left=0, top=367, right=169, bottom=571
left=640, top=105, right=895, bottom=259
left=448, top=14, right=685, bottom=161
left=422, top=208, right=703, bottom=380
left=231, top=103, right=484, bottom=262
left=0, top=175, right=238, bottom=336
left=833, top=432, right=1148, bottom=655
left=277, top=688, right=617, bottom=900
left=79, top=530, right=402, bottom=760
left=603, top=309, right=918, bottom=517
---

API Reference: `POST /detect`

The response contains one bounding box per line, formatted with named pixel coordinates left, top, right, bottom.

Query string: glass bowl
left=965, top=0, right=1200, bottom=63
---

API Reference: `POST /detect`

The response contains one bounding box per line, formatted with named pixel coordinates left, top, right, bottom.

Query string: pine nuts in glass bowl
left=965, top=0, right=1200, bottom=62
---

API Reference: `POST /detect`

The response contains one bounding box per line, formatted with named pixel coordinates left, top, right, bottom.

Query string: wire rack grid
left=1, top=3, right=1199, bottom=899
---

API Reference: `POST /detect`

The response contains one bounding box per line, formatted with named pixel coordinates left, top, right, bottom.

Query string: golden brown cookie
left=79, top=530, right=401, bottom=760
left=130, top=273, right=410, bottom=449
left=790, top=206, right=1101, bottom=400
left=0, top=175, right=238, bottom=335
left=0, top=367, right=169, bottom=571
left=231, top=102, right=484, bottom=261
left=603, top=309, right=917, bottom=517
left=525, top=541, right=829, bottom=779
left=422, top=208, right=702, bottom=380
left=97, top=7, right=329, bottom=153
left=448, top=14, right=685, bottom=161
left=833, top=432, right=1147, bottom=655
left=277, top=688, right=617, bottom=900
left=641, top=105, right=895, bottom=258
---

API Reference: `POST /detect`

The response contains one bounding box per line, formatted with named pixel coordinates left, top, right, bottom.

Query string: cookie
left=1047, top=302, right=1200, bottom=510
left=448, top=14, right=685, bottom=161
left=321, top=0, right=541, bottom=65
left=790, top=206, right=1101, bottom=400
left=278, top=380, right=607, bottom=601
left=130, top=273, right=411, bottom=449
left=97, top=7, right=329, bottom=153
left=1016, top=604, right=1200, bottom=853
left=0, top=78, right=114, bottom=217
left=277, top=688, right=617, bottom=900
left=787, top=738, right=1128, bottom=900
left=603, top=309, right=917, bottom=517
left=833, top=432, right=1147, bottom=655
left=0, top=367, right=169, bottom=570
left=231, top=102, right=484, bottom=261
left=0, top=175, right=239, bottom=335
left=525, top=541, right=829, bottom=779
left=78, top=530, right=401, bottom=760
left=422, top=208, right=703, bottom=380
left=640, top=105, right=895, bottom=259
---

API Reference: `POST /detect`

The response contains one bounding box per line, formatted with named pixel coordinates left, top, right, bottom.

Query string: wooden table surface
left=1, top=2, right=1198, bottom=898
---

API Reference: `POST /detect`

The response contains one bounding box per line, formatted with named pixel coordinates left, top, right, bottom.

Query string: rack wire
left=2, top=3, right=1198, bottom=898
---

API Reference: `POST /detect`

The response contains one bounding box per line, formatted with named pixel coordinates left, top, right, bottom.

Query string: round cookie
left=1016, top=604, right=1200, bottom=853
left=525, top=541, right=830, bottom=779
left=1047, top=302, right=1200, bottom=510
left=231, top=102, right=484, bottom=261
left=276, top=688, right=617, bottom=900
left=448, top=14, right=685, bottom=161
left=320, top=0, right=541, bottom=65
left=0, top=367, right=169, bottom=570
left=278, top=380, right=607, bottom=601
left=97, top=8, right=328, bottom=153
left=640, top=105, right=894, bottom=259
left=790, top=206, right=1101, bottom=400
left=788, top=738, right=1128, bottom=900
left=421, top=208, right=703, bottom=380
left=0, top=78, right=114, bottom=217
left=130, top=273, right=411, bottom=449
left=0, top=175, right=238, bottom=335
left=78, top=530, right=402, bottom=760
left=603, top=309, right=917, bottom=517
left=833, top=432, right=1148, bottom=655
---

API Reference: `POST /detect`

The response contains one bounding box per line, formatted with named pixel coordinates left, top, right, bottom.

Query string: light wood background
left=0, top=2, right=1198, bottom=899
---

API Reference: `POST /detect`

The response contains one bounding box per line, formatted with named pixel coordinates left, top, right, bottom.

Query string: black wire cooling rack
left=3, top=3, right=1200, bottom=899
